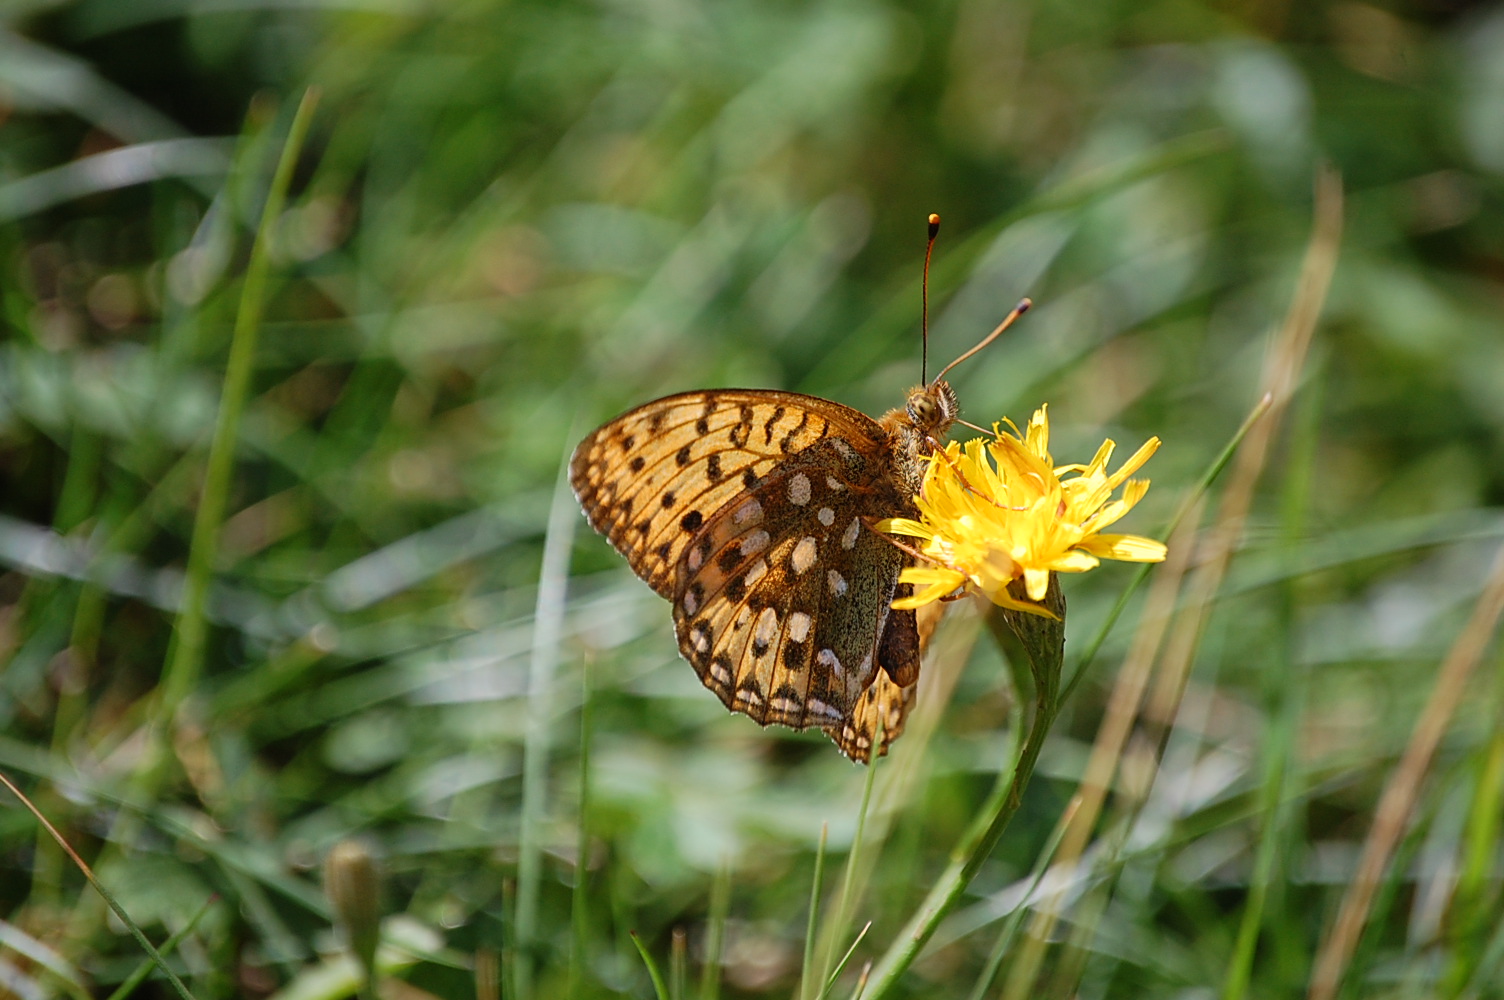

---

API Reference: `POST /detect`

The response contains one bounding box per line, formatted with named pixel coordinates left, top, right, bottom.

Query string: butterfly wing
left=823, top=588, right=944, bottom=760
left=571, top=390, right=926, bottom=762
left=570, top=390, right=890, bottom=597
left=672, top=441, right=904, bottom=724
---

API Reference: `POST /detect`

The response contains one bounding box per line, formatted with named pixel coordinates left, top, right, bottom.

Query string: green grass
left=5, top=2, right=1504, bottom=998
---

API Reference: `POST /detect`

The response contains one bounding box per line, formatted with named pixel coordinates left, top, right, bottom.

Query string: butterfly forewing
left=571, top=390, right=887, bottom=598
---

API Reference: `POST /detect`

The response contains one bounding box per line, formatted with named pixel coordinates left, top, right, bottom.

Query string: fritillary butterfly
left=571, top=221, right=1028, bottom=762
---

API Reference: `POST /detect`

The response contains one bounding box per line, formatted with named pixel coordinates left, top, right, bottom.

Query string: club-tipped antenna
left=921, top=213, right=940, bottom=384
left=930, top=298, right=1033, bottom=386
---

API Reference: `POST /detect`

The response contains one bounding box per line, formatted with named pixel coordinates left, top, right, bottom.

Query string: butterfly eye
left=908, top=395, right=937, bottom=425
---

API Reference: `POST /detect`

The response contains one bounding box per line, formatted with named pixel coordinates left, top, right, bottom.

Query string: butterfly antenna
left=930, top=297, right=1032, bottom=386
left=921, top=213, right=940, bottom=384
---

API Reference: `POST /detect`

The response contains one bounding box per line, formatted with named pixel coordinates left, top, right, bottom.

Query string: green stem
left=861, top=580, right=1064, bottom=999
left=159, top=88, right=319, bottom=719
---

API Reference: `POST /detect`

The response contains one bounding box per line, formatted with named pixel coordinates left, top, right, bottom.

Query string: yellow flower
left=878, top=405, right=1167, bottom=618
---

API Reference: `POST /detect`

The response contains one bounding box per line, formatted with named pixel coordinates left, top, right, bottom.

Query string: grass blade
left=670, top=927, right=688, bottom=1000
left=1308, top=544, right=1504, bottom=1000
left=157, top=88, right=319, bottom=719
left=630, top=931, right=671, bottom=1000
left=515, top=452, right=581, bottom=1000
left=568, top=658, right=594, bottom=997
left=0, top=771, right=199, bottom=1000
left=799, top=822, right=829, bottom=1000
left=104, top=894, right=217, bottom=1000
left=820, top=921, right=872, bottom=1000
left=819, top=729, right=881, bottom=993
left=699, top=860, right=730, bottom=1000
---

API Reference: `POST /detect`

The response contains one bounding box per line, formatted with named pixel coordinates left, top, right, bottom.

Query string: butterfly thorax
left=878, top=380, right=959, bottom=497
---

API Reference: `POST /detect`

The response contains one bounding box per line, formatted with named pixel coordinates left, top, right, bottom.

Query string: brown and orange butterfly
left=571, top=217, right=1029, bottom=762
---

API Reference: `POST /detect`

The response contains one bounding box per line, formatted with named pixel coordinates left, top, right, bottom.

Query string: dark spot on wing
left=680, top=510, right=704, bottom=532
left=779, top=411, right=809, bottom=453
left=765, top=406, right=785, bottom=445
left=725, top=575, right=746, bottom=603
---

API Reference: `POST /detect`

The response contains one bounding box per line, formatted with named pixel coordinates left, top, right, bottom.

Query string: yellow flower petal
left=881, top=403, right=1167, bottom=612
left=877, top=517, right=932, bottom=539
left=1076, top=533, right=1168, bottom=562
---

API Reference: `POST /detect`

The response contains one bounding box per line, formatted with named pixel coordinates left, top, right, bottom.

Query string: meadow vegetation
left=3, top=1, right=1504, bottom=997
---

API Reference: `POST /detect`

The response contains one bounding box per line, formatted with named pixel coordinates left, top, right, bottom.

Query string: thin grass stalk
left=501, top=880, right=515, bottom=999
left=567, top=659, right=594, bottom=998
left=1143, top=165, right=1343, bottom=734
left=847, top=963, right=872, bottom=1000
left=699, top=860, right=730, bottom=1000
left=819, top=743, right=881, bottom=993
left=515, top=459, right=581, bottom=1000
left=1442, top=652, right=1504, bottom=996
left=475, top=949, right=499, bottom=1000
left=0, top=771, right=199, bottom=1000
left=671, top=927, right=688, bottom=1000
left=1307, top=543, right=1504, bottom=1000
left=819, top=921, right=872, bottom=1000
left=1223, top=365, right=1325, bottom=1000
left=999, top=508, right=1198, bottom=1000
left=105, top=895, right=216, bottom=1000
left=963, top=798, right=1080, bottom=1000
left=1460, top=874, right=1504, bottom=995
left=630, top=931, right=671, bottom=1000
left=157, top=88, right=318, bottom=718
left=800, top=823, right=830, bottom=1000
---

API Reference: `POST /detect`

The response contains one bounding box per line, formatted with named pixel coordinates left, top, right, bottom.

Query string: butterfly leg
left=862, top=519, right=945, bottom=565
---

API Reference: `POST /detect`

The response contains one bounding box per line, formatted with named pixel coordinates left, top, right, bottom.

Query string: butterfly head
left=904, top=380, right=959, bottom=439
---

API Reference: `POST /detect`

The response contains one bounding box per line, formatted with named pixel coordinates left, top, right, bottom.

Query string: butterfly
left=570, top=217, right=1029, bottom=762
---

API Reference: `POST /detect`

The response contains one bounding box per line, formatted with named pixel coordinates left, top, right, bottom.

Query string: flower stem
left=860, top=579, right=1064, bottom=999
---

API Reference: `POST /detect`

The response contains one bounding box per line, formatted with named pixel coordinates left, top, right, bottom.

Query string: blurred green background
left=4, top=0, right=1504, bottom=997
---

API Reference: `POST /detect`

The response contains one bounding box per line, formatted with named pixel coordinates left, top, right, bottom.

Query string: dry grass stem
left=1307, top=543, right=1504, bottom=1000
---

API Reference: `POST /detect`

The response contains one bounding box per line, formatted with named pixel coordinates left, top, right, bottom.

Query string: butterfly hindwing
left=823, top=584, right=949, bottom=759
left=671, top=440, right=912, bottom=756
